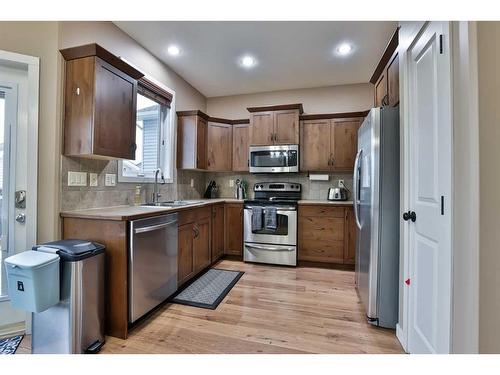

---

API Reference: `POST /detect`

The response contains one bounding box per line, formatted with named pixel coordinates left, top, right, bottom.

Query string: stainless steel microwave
left=249, top=145, right=299, bottom=173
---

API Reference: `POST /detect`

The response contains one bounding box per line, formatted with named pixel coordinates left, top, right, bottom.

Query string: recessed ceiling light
left=336, top=43, right=353, bottom=56
left=240, top=55, right=256, bottom=68
left=167, top=45, right=180, bottom=56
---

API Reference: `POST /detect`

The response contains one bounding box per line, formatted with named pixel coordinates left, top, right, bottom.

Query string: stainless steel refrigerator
left=354, top=107, right=400, bottom=329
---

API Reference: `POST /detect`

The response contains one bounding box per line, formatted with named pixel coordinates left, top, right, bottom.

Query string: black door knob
left=403, top=211, right=417, bottom=222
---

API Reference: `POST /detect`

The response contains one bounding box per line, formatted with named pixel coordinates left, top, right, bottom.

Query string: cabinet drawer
left=299, top=205, right=345, bottom=218
left=299, top=216, right=345, bottom=242
left=178, top=206, right=211, bottom=226
left=298, top=239, right=344, bottom=264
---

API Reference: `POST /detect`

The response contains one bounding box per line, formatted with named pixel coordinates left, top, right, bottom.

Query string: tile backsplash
left=204, top=172, right=353, bottom=201
left=60, top=156, right=206, bottom=211
left=61, top=156, right=353, bottom=211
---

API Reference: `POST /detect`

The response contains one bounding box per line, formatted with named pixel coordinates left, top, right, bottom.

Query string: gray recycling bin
left=32, top=239, right=105, bottom=354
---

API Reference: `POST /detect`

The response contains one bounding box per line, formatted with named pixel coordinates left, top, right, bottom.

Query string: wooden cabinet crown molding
left=176, top=110, right=249, bottom=125
left=299, top=110, right=370, bottom=121
left=247, top=103, right=304, bottom=114
left=60, top=43, right=144, bottom=80
left=370, top=28, right=399, bottom=84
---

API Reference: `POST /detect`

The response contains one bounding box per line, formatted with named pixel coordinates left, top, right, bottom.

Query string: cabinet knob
left=76, top=87, right=80, bottom=96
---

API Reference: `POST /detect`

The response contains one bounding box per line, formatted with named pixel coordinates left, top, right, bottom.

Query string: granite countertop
left=298, top=200, right=353, bottom=206
left=60, top=198, right=244, bottom=221
left=60, top=198, right=353, bottom=221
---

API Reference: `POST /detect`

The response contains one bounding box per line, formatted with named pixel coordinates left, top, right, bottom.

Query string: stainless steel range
left=243, top=182, right=301, bottom=266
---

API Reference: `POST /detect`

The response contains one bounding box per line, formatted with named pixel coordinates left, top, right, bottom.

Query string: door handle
left=402, top=211, right=416, bottom=222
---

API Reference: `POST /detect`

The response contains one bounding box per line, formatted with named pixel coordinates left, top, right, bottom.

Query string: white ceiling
left=114, top=21, right=397, bottom=98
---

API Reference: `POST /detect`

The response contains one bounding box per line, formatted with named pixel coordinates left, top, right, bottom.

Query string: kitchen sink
left=141, top=200, right=204, bottom=208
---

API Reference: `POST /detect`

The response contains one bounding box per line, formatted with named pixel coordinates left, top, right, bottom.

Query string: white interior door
left=407, top=22, right=452, bottom=354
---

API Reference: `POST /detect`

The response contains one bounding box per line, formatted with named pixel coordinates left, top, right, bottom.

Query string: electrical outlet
left=89, top=173, right=98, bottom=187
left=68, top=171, right=87, bottom=187
left=229, top=179, right=235, bottom=188
left=338, top=179, right=345, bottom=188
left=190, top=179, right=194, bottom=188
left=105, top=173, right=116, bottom=187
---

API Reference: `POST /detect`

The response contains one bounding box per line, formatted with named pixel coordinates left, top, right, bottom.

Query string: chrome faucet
left=152, top=168, right=165, bottom=204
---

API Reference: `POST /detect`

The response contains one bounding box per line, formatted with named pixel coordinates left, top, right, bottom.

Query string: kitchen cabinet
left=178, top=207, right=211, bottom=286
left=232, top=122, right=250, bottom=171
left=371, top=28, right=399, bottom=107
left=298, top=204, right=356, bottom=266
left=207, top=121, right=232, bottom=171
left=211, top=204, right=225, bottom=262
left=300, top=114, right=363, bottom=172
left=60, top=44, right=144, bottom=160
left=224, top=203, right=244, bottom=256
left=248, top=104, right=303, bottom=146
left=177, top=111, right=208, bottom=170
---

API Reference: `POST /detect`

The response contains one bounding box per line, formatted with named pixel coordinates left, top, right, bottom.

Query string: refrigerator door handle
left=353, top=149, right=362, bottom=229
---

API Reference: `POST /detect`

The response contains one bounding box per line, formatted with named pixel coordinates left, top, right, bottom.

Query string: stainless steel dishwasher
left=129, top=213, right=178, bottom=323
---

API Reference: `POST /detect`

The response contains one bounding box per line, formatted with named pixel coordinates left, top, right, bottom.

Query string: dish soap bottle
left=134, top=185, right=142, bottom=206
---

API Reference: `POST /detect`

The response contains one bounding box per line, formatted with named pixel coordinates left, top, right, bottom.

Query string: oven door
left=248, top=145, right=299, bottom=173
left=244, top=243, right=297, bottom=266
left=244, top=206, right=297, bottom=245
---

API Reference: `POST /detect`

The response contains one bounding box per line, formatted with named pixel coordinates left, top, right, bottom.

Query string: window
left=119, top=77, right=175, bottom=183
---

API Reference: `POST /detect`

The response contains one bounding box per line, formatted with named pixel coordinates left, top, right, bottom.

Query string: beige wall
left=0, top=22, right=62, bottom=243
left=206, top=83, right=373, bottom=119
left=478, top=21, right=500, bottom=353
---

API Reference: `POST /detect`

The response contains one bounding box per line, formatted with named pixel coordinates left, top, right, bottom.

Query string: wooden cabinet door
left=331, top=118, right=361, bottom=171
left=300, top=119, right=331, bottom=171
left=224, top=203, right=243, bottom=256
left=94, top=57, right=137, bottom=159
left=374, top=72, right=387, bottom=107
left=178, top=223, right=194, bottom=285
left=211, top=204, right=225, bottom=261
left=207, top=121, right=232, bottom=171
left=298, top=205, right=345, bottom=264
left=274, top=109, right=299, bottom=144
left=387, top=52, right=399, bottom=107
left=232, top=124, right=249, bottom=171
left=249, top=111, right=274, bottom=145
left=196, top=117, right=208, bottom=169
left=193, top=217, right=211, bottom=273
left=344, top=207, right=356, bottom=265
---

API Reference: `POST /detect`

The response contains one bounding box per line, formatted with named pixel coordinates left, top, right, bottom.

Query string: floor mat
left=171, top=268, right=244, bottom=309
left=0, top=335, right=23, bottom=355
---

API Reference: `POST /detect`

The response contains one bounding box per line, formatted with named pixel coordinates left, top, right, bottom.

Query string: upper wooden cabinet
left=177, top=111, right=208, bottom=170
left=207, top=121, right=233, bottom=171
left=177, top=111, right=250, bottom=171
left=60, top=44, right=144, bottom=160
left=300, top=113, right=365, bottom=172
left=371, top=28, right=399, bottom=107
left=248, top=104, right=303, bottom=146
left=232, top=122, right=250, bottom=171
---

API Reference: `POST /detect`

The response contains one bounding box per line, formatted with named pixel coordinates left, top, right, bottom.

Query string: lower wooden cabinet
left=224, top=203, right=243, bottom=256
left=178, top=207, right=211, bottom=286
left=211, top=203, right=225, bottom=261
left=298, top=204, right=356, bottom=266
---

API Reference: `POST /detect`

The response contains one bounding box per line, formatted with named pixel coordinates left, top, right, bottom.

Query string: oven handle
left=245, top=244, right=295, bottom=252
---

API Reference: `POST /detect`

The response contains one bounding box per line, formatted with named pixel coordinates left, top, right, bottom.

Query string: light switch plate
left=68, top=171, right=87, bottom=187
left=105, top=173, right=117, bottom=187
left=89, top=173, right=98, bottom=187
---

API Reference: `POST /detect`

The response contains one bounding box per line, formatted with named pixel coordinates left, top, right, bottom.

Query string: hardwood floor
left=16, top=260, right=403, bottom=354
left=102, top=260, right=403, bottom=354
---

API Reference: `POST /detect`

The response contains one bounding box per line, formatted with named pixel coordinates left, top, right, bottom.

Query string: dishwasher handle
left=133, top=220, right=177, bottom=234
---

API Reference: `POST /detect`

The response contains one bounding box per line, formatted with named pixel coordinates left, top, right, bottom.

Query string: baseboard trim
left=396, top=323, right=408, bottom=353
left=0, top=321, right=25, bottom=339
